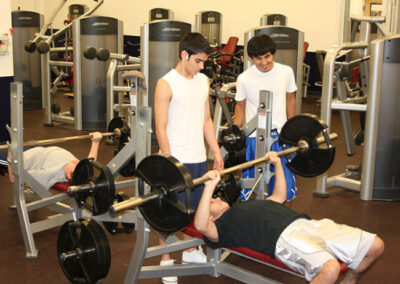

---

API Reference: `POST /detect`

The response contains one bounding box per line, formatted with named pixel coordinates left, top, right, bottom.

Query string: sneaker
left=182, top=247, right=207, bottom=264
left=160, top=259, right=178, bottom=284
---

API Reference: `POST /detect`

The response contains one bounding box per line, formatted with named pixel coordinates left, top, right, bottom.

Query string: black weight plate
left=136, top=154, right=194, bottom=233
left=287, top=147, right=336, bottom=177
left=108, top=117, right=130, bottom=146
left=86, top=219, right=111, bottom=280
left=224, top=148, right=246, bottom=168
left=213, top=174, right=240, bottom=206
left=220, top=125, right=246, bottom=153
left=72, top=159, right=94, bottom=185
left=119, top=155, right=136, bottom=177
left=91, top=166, right=115, bottom=215
left=279, top=114, right=325, bottom=147
left=57, top=219, right=110, bottom=284
left=114, top=145, right=136, bottom=177
left=72, top=159, right=94, bottom=205
left=107, top=117, right=124, bottom=132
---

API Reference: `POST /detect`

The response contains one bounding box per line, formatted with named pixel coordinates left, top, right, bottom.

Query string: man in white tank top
left=155, top=32, right=224, bottom=284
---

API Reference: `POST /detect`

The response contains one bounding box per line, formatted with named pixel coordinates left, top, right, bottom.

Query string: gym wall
left=11, top=0, right=346, bottom=51
left=0, top=0, right=13, bottom=143
left=1, top=0, right=13, bottom=77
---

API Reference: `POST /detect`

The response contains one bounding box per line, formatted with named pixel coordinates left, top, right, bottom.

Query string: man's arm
left=203, top=98, right=224, bottom=170
left=87, top=132, right=102, bottom=161
left=154, top=79, right=173, bottom=154
left=194, top=171, right=221, bottom=242
left=265, top=152, right=287, bottom=203
left=233, top=99, right=246, bottom=127
left=286, top=92, right=296, bottom=119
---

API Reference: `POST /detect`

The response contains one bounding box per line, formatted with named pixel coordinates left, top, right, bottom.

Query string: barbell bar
left=110, top=132, right=338, bottom=215
left=0, top=131, right=121, bottom=150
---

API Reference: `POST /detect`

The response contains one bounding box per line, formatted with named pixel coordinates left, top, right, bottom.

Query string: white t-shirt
left=235, top=63, right=297, bottom=135
left=23, top=146, right=77, bottom=189
left=161, top=69, right=209, bottom=163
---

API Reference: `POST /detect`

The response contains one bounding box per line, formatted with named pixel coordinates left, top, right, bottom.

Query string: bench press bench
left=126, top=215, right=347, bottom=284
left=51, top=182, right=70, bottom=194
left=182, top=221, right=348, bottom=281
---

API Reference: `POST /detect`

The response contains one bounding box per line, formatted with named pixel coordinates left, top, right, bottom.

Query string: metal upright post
left=8, top=82, right=38, bottom=258
left=42, top=52, right=52, bottom=126
left=72, top=19, right=82, bottom=130
left=254, top=90, right=273, bottom=199
left=106, top=59, right=118, bottom=126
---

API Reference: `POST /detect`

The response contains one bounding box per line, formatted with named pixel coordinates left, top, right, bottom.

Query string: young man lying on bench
left=7, top=132, right=102, bottom=190
left=195, top=152, right=384, bottom=284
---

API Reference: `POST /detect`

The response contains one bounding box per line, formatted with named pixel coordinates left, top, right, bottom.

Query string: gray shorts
left=275, top=218, right=376, bottom=281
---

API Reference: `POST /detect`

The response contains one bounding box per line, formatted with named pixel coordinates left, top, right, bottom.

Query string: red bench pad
left=182, top=222, right=347, bottom=275
left=51, top=182, right=70, bottom=193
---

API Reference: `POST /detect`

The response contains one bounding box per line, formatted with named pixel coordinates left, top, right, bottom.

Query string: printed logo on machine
left=18, top=17, right=33, bottom=21
left=162, top=27, right=181, bottom=32
left=92, top=22, right=110, bottom=27
left=92, top=22, right=110, bottom=32
left=270, top=33, right=289, bottom=38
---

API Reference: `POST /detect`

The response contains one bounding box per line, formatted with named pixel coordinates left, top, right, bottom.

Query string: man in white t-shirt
left=234, top=34, right=298, bottom=202
left=154, top=32, right=224, bottom=284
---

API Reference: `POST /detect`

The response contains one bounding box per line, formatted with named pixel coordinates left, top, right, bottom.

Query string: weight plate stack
left=57, top=218, right=111, bottom=284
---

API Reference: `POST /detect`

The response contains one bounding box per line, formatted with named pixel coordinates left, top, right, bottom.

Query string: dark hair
left=247, top=34, right=276, bottom=58
left=179, top=32, right=212, bottom=59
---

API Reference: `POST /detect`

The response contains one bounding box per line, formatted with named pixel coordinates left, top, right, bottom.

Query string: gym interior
left=0, top=0, right=399, bottom=283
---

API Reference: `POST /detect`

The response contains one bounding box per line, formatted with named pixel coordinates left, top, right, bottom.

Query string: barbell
left=1, top=117, right=130, bottom=150
left=107, top=114, right=337, bottom=233
left=0, top=132, right=114, bottom=150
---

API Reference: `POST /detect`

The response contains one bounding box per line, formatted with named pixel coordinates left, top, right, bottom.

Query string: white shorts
left=275, top=218, right=376, bottom=281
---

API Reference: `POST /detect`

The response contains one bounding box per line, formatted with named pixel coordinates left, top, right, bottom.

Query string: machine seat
left=218, top=36, right=239, bottom=69
left=51, top=182, right=70, bottom=193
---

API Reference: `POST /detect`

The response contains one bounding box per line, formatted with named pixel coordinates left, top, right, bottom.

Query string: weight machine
left=6, top=79, right=151, bottom=258
left=82, top=46, right=141, bottom=127
left=195, top=11, right=222, bottom=49
left=314, top=17, right=400, bottom=201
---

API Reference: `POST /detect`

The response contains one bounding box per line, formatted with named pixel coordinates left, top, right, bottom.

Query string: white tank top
left=161, top=69, right=209, bottom=163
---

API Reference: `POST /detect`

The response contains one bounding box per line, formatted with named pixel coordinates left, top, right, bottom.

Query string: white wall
left=11, top=0, right=349, bottom=51
left=350, top=0, right=365, bottom=16
left=0, top=0, right=13, bottom=77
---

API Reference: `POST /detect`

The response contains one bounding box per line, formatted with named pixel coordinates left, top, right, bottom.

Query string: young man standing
left=154, top=32, right=224, bottom=283
left=234, top=34, right=297, bottom=201
left=195, top=153, right=384, bottom=284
